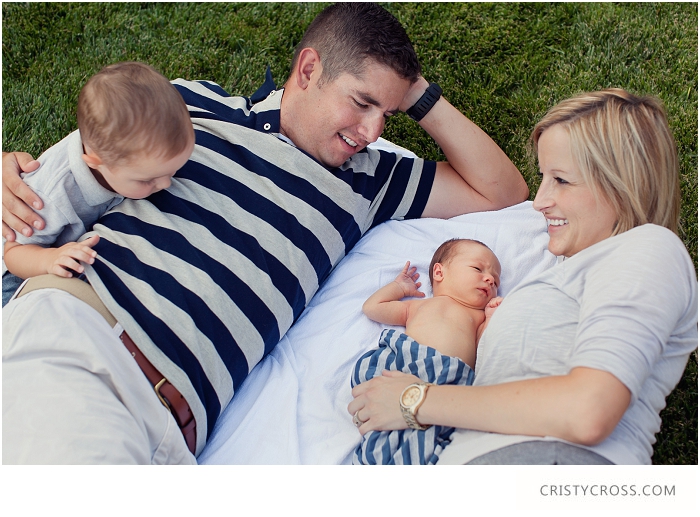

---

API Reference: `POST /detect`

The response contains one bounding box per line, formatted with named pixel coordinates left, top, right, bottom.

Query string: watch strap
left=406, top=82, right=442, bottom=121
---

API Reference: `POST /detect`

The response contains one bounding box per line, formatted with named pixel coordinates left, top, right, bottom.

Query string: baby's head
left=429, top=239, right=501, bottom=307
left=77, top=62, right=195, bottom=199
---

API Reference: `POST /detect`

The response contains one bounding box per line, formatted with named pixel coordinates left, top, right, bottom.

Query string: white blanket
left=198, top=199, right=557, bottom=464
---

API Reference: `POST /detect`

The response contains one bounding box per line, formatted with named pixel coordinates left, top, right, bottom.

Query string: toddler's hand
left=394, top=261, right=425, bottom=298
left=46, top=235, right=99, bottom=277
left=484, top=296, right=503, bottom=318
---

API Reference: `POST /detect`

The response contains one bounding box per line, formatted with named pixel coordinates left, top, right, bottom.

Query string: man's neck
left=278, top=83, right=294, bottom=143
left=275, top=132, right=296, bottom=147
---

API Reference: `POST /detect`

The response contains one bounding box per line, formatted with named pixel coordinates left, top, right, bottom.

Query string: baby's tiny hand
left=484, top=296, right=503, bottom=318
left=47, top=236, right=99, bottom=277
left=394, top=261, right=425, bottom=298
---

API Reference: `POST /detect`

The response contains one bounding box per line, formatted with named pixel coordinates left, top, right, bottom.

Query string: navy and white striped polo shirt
left=84, top=73, right=436, bottom=454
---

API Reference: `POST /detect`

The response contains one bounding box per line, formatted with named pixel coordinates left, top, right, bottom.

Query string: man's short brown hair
left=291, top=2, right=421, bottom=86
left=77, top=61, right=193, bottom=166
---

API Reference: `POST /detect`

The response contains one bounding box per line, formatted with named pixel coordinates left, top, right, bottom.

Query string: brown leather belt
left=15, top=275, right=197, bottom=455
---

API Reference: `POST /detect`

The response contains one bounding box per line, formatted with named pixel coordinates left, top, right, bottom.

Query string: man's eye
left=353, top=99, right=368, bottom=109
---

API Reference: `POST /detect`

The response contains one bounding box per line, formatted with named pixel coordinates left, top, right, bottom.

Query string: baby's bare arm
left=363, top=261, right=425, bottom=326
left=4, top=235, right=99, bottom=279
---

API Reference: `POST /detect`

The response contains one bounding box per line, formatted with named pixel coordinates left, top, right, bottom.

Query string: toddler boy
left=2, top=62, right=194, bottom=305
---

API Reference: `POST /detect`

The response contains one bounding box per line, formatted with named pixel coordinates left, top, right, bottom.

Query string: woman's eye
left=537, top=171, right=569, bottom=185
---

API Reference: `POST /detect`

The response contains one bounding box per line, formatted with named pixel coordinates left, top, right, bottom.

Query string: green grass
left=2, top=2, right=697, bottom=465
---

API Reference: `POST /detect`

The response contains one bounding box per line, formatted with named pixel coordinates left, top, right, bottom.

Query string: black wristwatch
left=406, top=82, right=442, bottom=121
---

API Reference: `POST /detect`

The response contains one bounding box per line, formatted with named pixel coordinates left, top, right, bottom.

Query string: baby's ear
left=81, top=152, right=102, bottom=169
left=432, top=262, right=444, bottom=283
left=81, top=143, right=103, bottom=168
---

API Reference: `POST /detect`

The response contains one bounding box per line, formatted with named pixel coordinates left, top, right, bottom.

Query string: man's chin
left=322, top=151, right=357, bottom=168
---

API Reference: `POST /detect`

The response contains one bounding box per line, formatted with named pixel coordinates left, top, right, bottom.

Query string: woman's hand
left=348, top=370, right=421, bottom=435
left=2, top=152, right=44, bottom=241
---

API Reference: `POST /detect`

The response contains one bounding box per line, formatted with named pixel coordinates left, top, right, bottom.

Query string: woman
left=348, top=89, right=698, bottom=465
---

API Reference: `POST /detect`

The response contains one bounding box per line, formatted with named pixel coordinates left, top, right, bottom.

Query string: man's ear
left=294, top=47, right=321, bottom=90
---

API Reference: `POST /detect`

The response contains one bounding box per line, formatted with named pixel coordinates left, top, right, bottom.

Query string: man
left=2, top=3, right=528, bottom=464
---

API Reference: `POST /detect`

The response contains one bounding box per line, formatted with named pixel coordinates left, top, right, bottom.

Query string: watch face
left=402, top=386, right=421, bottom=406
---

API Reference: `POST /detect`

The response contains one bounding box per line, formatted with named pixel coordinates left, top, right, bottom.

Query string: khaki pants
left=2, top=288, right=196, bottom=465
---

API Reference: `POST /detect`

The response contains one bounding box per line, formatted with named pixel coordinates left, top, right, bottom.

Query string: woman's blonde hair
left=531, top=88, right=680, bottom=235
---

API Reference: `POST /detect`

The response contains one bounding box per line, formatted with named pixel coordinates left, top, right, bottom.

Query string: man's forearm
left=420, top=95, right=528, bottom=207
left=401, top=78, right=528, bottom=217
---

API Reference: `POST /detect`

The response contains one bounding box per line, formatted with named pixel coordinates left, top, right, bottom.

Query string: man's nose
left=358, top=112, right=385, bottom=144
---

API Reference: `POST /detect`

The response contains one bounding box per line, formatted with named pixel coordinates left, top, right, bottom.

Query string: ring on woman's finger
left=353, top=410, right=365, bottom=427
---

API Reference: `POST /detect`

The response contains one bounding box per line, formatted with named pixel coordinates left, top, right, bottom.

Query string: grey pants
left=466, top=441, right=614, bottom=465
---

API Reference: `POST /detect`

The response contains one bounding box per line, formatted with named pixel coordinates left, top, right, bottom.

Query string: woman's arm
left=349, top=366, right=630, bottom=446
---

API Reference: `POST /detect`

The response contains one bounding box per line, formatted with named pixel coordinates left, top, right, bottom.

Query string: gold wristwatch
left=400, top=382, right=432, bottom=430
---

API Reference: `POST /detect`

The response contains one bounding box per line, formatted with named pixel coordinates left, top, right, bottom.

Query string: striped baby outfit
left=351, top=328, right=475, bottom=465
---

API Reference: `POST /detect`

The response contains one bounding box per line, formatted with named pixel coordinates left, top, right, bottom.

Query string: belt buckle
left=154, top=378, right=172, bottom=413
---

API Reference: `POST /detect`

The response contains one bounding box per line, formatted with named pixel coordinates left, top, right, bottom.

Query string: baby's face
left=441, top=243, right=501, bottom=307
left=94, top=138, right=194, bottom=199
